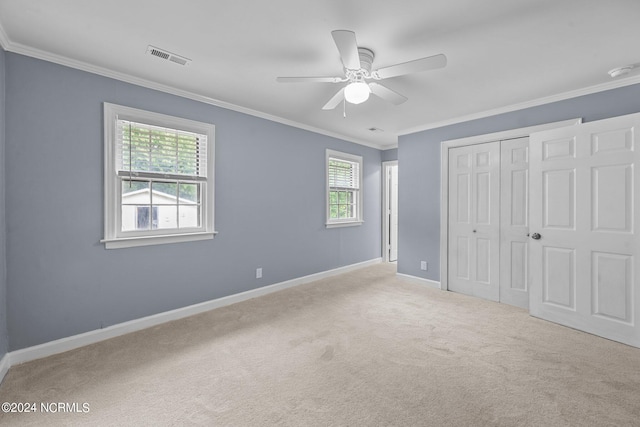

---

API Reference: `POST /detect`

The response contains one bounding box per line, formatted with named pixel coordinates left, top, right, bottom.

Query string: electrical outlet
left=420, top=261, right=428, bottom=271
left=256, top=267, right=263, bottom=279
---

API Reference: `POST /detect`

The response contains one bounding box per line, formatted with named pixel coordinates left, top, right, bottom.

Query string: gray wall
left=5, top=53, right=382, bottom=351
left=0, top=48, right=7, bottom=359
left=381, top=148, right=398, bottom=162
left=397, top=83, right=640, bottom=281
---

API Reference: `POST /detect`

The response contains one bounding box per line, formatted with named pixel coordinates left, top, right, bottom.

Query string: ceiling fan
left=276, top=30, right=447, bottom=110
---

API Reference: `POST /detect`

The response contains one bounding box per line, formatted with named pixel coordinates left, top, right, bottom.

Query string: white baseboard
left=0, top=353, right=9, bottom=385
left=8, top=258, right=382, bottom=367
left=397, top=273, right=442, bottom=289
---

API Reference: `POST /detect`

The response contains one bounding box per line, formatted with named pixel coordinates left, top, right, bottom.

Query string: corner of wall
left=381, top=148, right=398, bottom=162
left=0, top=46, right=8, bottom=362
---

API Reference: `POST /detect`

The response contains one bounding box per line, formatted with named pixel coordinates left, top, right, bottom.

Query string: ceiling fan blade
left=369, top=82, right=407, bottom=105
left=331, top=30, right=361, bottom=70
left=322, top=87, right=345, bottom=110
left=374, top=54, right=447, bottom=79
left=276, top=76, right=344, bottom=83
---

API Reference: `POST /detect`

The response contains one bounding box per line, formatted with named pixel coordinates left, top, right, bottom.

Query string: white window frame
left=326, top=149, right=363, bottom=228
left=102, top=103, right=216, bottom=249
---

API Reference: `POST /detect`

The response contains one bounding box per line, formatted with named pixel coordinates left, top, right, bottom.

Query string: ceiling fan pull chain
left=343, top=98, right=347, bottom=118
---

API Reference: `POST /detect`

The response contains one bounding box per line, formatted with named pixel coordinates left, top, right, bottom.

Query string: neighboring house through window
left=102, top=103, right=216, bottom=249
left=326, top=149, right=363, bottom=228
left=136, top=205, right=158, bottom=230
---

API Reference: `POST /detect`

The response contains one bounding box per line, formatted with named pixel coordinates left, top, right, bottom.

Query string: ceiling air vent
left=146, top=45, right=191, bottom=66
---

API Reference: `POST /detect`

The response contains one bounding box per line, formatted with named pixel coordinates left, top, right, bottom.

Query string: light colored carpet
left=1, top=263, right=640, bottom=426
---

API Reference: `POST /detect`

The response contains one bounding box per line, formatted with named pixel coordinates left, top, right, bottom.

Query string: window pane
left=330, top=205, right=338, bottom=219
left=122, top=205, right=153, bottom=231
left=179, top=183, right=198, bottom=204
left=339, top=191, right=347, bottom=203
left=122, top=180, right=150, bottom=204
left=179, top=205, right=200, bottom=228
left=330, top=191, right=338, bottom=204
left=120, top=179, right=205, bottom=232
left=152, top=182, right=177, bottom=199
left=138, top=206, right=151, bottom=230
left=155, top=205, right=177, bottom=230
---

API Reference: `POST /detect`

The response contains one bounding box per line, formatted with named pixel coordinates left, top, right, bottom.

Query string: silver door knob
left=531, top=232, right=541, bottom=240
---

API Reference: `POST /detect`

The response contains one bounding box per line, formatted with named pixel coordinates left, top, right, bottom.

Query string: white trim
left=325, top=221, right=363, bottom=228
left=0, top=353, right=9, bottom=385
left=7, top=258, right=382, bottom=366
left=397, top=273, right=441, bottom=289
left=382, top=161, right=398, bottom=262
left=3, top=22, right=640, bottom=151
left=0, top=21, right=9, bottom=386
left=102, top=231, right=217, bottom=249
left=0, top=37, right=382, bottom=149
left=399, top=77, right=640, bottom=138
left=440, top=119, right=584, bottom=149
left=439, top=118, right=582, bottom=292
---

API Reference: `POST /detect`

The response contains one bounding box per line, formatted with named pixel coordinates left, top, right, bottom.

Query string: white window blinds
left=116, top=120, right=208, bottom=182
left=328, top=158, right=360, bottom=190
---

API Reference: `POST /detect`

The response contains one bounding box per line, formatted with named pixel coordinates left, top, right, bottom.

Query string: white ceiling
left=1, top=0, right=640, bottom=149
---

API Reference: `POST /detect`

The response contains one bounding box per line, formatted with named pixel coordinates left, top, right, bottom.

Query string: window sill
left=325, top=221, right=363, bottom=229
left=101, top=231, right=217, bottom=249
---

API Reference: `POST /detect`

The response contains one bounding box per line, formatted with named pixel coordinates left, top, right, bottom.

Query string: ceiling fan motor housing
left=357, top=48, right=374, bottom=73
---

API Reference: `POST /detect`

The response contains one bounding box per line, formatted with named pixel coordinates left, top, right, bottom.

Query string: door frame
left=439, top=119, right=582, bottom=292
left=382, top=160, right=398, bottom=262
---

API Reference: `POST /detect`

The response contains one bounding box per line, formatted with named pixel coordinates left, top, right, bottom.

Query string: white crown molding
left=3, top=19, right=640, bottom=150
left=0, top=30, right=384, bottom=150
left=399, top=75, right=640, bottom=137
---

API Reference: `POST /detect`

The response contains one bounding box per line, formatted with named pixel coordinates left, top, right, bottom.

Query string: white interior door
left=499, top=137, right=530, bottom=308
left=529, top=113, right=640, bottom=348
left=448, top=141, right=500, bottom=301
left=389, top=165, right=398, bottom=262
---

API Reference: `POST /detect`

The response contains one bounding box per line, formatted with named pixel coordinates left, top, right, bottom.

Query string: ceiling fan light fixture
left=344, top=81, right=370, bottom=104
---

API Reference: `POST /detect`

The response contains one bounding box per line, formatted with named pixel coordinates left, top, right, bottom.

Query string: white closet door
left=529, top=113, right=640, bottom=348
left=448, top=141, right=500, bottom=301
left=499, top=137, right=530, bottom=308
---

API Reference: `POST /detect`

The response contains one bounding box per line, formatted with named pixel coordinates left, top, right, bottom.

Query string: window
left=102, top=103, right=215, bottom=249
left=326, top=149, right=363, bottom=227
